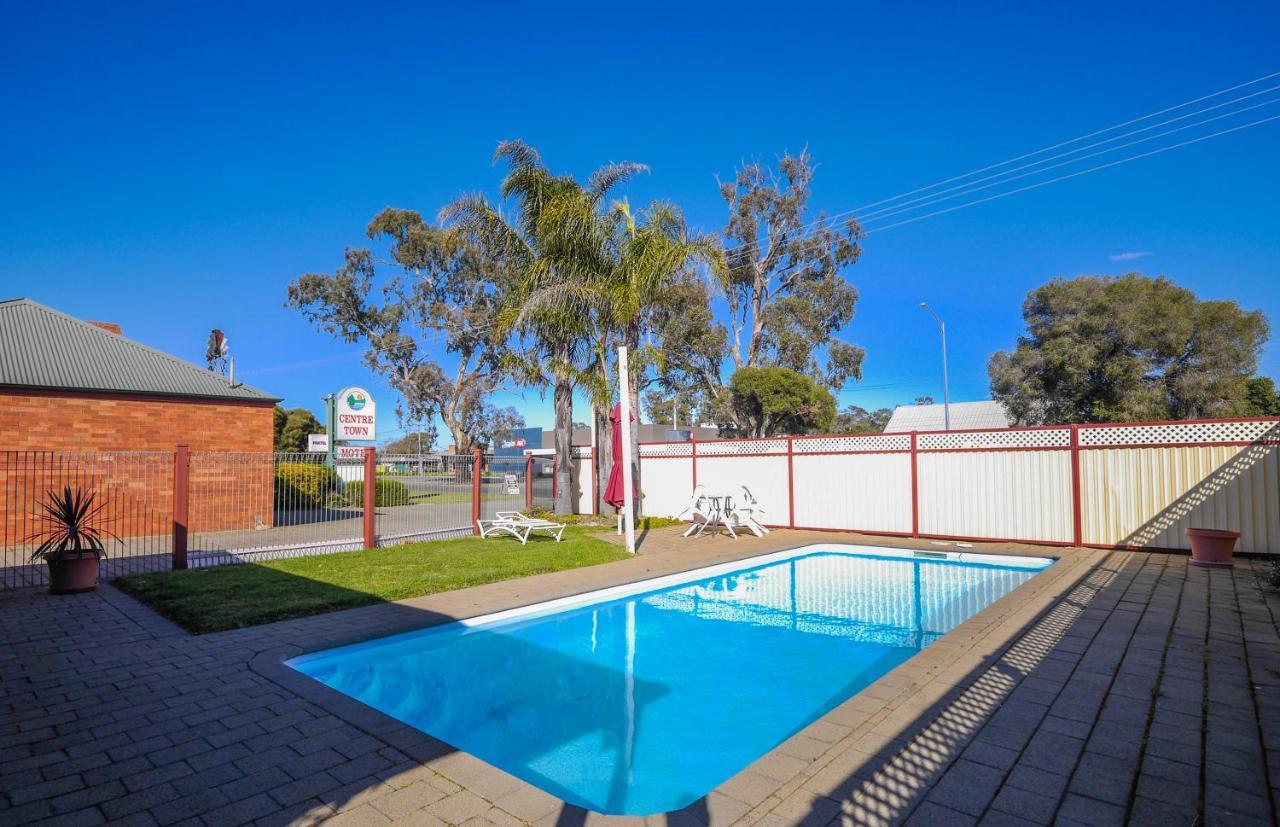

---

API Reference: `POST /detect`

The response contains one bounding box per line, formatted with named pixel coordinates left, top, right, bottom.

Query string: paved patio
left=2, top=528, right=1278, bottom=826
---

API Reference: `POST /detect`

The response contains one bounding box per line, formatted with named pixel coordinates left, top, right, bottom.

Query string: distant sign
left=504, top=473, right=520, bottom=495
left=307, top=434, right=328, bottom=453
left=500, top=437, right=528, bottom=449
left=335, top=387, right=376, bottom=441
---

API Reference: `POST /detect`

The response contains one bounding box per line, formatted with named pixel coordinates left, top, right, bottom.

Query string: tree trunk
left=593, top=404, right=611, bottom=517
left=553, top=375, right=573, bottom=516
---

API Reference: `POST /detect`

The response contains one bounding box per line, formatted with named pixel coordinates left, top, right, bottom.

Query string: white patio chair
left=476, top=511, right=566, bottom=544
left=678, top=485, right=738, bottom=539
left=728, top=486, right=770, bottom=537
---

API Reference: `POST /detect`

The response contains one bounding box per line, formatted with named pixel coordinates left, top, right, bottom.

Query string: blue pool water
left=288, top=547, right=1051, bottom=815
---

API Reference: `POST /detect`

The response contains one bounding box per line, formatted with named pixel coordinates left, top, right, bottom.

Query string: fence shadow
left=1119, top=422, right=1280, bottom=550
left=783, top=552, right=1130, bottom=826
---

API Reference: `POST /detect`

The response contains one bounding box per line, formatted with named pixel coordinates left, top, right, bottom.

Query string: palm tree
left=443, top=142, right=641, bottom=515
left=599, top=199, right=723, bottom=515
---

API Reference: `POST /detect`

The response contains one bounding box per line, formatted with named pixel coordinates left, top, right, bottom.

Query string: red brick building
left=0, top=298, right=281, bottom=541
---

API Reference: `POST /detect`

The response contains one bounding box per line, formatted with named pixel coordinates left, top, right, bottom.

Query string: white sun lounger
left=476, top=511, right=567, bottom=544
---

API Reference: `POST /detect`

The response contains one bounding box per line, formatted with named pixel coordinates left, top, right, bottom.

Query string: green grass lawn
left=114, top=528, right=630, bottom=634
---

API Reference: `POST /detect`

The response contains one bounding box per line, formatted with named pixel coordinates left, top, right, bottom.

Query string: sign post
left=323, top=394, right=336, bottom=469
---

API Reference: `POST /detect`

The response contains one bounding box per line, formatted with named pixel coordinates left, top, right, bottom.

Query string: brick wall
left=1, top=389, right=276, bottom=544
left=0, top=389, right=274, bottom=452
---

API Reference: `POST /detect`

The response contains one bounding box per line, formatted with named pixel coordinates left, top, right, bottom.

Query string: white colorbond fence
left=570, top=417, right=1280, bottom=555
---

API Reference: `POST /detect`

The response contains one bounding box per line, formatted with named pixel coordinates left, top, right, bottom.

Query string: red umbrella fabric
left=603, top=402, right=636, bottom=509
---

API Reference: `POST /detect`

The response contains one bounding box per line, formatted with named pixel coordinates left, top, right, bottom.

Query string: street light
left=919, top=302, right=951, bottom=431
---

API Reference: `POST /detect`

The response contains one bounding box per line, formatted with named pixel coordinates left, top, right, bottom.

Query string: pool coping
left=248, top=536, right=1103, bottom=826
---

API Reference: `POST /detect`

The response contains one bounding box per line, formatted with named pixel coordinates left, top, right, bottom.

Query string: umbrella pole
left=618, top=346, right=637, bottom=555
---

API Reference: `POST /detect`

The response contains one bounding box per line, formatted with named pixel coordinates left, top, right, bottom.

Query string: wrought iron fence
left=187, top=451, right=367, bottom=567
left=0, top=448, right=492, bottom=589
left=1, top=450, right=175, bottom=589
left=374, top=453, right=475, bottom=544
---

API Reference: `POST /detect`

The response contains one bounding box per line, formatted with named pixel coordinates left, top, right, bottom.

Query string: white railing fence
left=570, top=418, right=1280, bottom=555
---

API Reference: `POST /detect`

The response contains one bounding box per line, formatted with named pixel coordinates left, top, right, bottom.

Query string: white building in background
left=884, top=400, right=1011, bottom=433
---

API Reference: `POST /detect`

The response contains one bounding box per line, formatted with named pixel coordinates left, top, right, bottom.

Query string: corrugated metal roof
left=885, top=400, right=1011, bottom=433
left=0, top=298, right=280, bottom=402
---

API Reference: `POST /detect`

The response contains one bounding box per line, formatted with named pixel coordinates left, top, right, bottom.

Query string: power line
left=859, top=97, right=1280, bottom=226
left=855, top=84, right=1280, bottom=223
left=707, top=70, right=1280, bottom=245
left=862, top=112, right=1280, bottom=234
left=853, top=69, right=1280, bottom=212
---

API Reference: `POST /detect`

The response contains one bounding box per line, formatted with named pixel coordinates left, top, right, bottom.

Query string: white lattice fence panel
left=694, top=455, right=790, bottom=522
left=695, top=438, right=788, bottom=456
left=1079, top=420, right=1280, bottom=447
left=917, top=451, right=1074, bottom=542
left=639, top=442, right=694, bottom=458
left=918, top=428, right=1072, bottom=451
left=1080, top=444, right=1280, bottom=552
left=791, top=453, right=913, bottom=533
left=637, top=455, right=694, bottom=518
left=792, top=434, right=912, bottom=453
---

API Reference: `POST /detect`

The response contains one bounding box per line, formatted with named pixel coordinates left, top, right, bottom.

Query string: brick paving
left=2, top=529, right=1278, bottom=826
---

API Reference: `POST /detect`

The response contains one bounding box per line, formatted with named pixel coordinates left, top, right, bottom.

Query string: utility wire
left=709, top=70, right=1280, bottom=244
left=859, top=97, right=1280, bottom=225
left=856, top=84, right=1280, bottom=222
left=862, top=112, right=1280, bottom=234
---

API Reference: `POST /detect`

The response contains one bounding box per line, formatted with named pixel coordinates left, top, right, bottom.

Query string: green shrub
left=345, top=478, right=412, bottom=507
left=274, top=463, right=338, bottom=508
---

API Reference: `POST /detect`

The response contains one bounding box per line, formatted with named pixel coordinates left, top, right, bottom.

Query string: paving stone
left=321, top=803, right=392, bottom=826
left=369, top=781, right=447, bottom=819
left=988, top=784, right=1058, bottom=824
left=924, top=760, right=1006, bottom=816
left=903, top=800, right=976, bottom=826
left=1067, top=751, right=1135, bottom=806
left=426, top=790, right=493, bottom=824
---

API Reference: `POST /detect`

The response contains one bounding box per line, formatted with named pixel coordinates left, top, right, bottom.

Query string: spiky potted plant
left=29, top=486, right=120, bottom=594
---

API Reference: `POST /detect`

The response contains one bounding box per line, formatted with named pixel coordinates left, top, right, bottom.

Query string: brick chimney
left=88, top=321, right=123, bottom=336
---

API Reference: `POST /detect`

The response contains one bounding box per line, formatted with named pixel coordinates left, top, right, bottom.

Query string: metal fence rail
left=188, top=451, right=366, bottom=567
left=1, top=450, right=174, bottom=589
left=374, top=453, right=474, bottom=545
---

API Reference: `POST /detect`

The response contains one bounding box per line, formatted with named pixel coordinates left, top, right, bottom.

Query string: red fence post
left=1070, top=425, right=1083, bottom=547
left=787, top=437, right=796, bottom=528
left=525, top=453, right=534, bottom=512
left=910, top=431, right=920, bottom=537
left=172, top=445, right=189, bottom=570
left=362, top=447, right=377, bottom=550
left=471, top=448, right=483, bottom=534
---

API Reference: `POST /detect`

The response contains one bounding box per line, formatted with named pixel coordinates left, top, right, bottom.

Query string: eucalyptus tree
left=287, top=209, right=516, bottom=454
left=654, top=150, right=866, bottom=429
left=443, top=142, right=638, bottom=514
left=990, top=273, right=1270, bottom=424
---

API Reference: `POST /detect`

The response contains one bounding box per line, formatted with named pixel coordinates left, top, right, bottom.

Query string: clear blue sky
left=3, top=2, right=1278, bottom=444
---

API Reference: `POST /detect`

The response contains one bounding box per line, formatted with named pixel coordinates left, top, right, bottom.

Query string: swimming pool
left=288, top=545, right=1052, bottom=815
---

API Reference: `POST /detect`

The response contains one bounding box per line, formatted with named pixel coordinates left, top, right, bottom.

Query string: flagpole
left=618, top=346, right=636, bottom=555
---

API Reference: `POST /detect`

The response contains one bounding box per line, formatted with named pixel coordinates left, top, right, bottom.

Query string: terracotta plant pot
left=1187, top=527, right=1240, bottom=568
left=46, top=553, right=100, bottom=594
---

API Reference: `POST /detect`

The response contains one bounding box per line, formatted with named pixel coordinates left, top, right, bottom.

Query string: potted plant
left=28, top=486, right=120, bottom=594
left=1187, top=526, right=1240, bottom=568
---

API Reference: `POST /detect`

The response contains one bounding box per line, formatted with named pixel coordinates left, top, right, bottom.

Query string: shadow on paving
left=0, top=558, right=674, bottom=826
left=779, top=551, right=1280, bottom=827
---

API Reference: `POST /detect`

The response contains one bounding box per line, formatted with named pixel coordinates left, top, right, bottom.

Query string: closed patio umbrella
left=603, top=402, right=635, bottom=509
